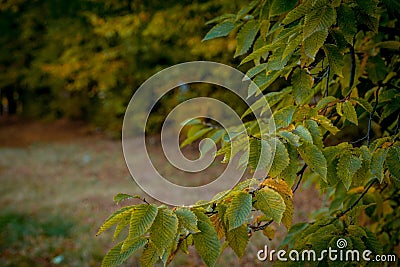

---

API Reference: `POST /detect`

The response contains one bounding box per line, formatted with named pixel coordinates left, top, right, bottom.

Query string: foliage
left=98, top=0, right=400, bottom=266
left=0, top=0, right=243, bottom=133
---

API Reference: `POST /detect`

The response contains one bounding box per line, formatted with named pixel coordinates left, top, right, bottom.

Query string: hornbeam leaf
left=253, top=187, right=286, bottom=223
left=127, top=204, right=158, bottom=240
left=283, top=0, right=312, bottom=25
left=293, top=124, right=313, bottom=143
left=192, top=210, right=221, bottom=267
left=298, top=142, right=327, bottom=181
left=337, top=150, right=362, bottom=190
left=226, top=191, right=252, bottom=230
left=149, top=207, right=178, bottom=256
left=371, top=148, right=388, bottom=183
left=203, top=20, right=236, bottom=41
left=386, top=146, right=400, bottom=182
left=303, top=29, right=329, bottom=60
left=97, top=206, right=133, bottom=236
left=303, top=5, right=336, bottom=39
left=175, top=207, right=199, bottom=233
left=226, top=224, right=249, bottom=258
left=292, top=68, right=313, bottom=105
left=269, top=138, right=290, bottom=177
left=337, top=3, right=357, bottom=44
left=342, top=101, right=358, bottom=125
left=315, top=96, right=337, bottom=110
left=102, top=239, right=147, bottom=267
left=312, top=115, right=340, bottom=135
left=323, top=44, right=344, bottom=78
left=270, top=0, right=298, bottom=16
left=140, top=241, right=159, bottom=267
left=235, top=20, right=259, bottom=57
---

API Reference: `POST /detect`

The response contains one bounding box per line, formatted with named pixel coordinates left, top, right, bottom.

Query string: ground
left=0, top=117, right=323, bottom=266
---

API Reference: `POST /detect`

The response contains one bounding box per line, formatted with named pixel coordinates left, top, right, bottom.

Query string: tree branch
left=322, top=178, right=377, bottom=226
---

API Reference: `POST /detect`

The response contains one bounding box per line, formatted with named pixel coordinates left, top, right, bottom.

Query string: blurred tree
left=0, top=0, right=244, bottom=133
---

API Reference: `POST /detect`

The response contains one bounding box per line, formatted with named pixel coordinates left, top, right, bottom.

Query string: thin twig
left=292, top=164, right=307, bottom=193
left=249, top=220, right=273, bottom=231
left=322, top=179, right=377, bottom=226
left=367, top=87, right=381, bottom=146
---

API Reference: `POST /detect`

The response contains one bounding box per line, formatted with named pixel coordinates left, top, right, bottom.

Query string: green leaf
left=181, top=127, right=213, bottom=148
left=236, top=0, right=260, bottom=20
left=363, top=227, right=383, bottom=255
left=273, top=106, right=296, bottom=129
left=102, top=239, right=147, bottom=267
left=203, top=20, right=236, bottom=41
left=140, top=241, right=159, bottom=267
left=323, top=44, right=344, bottom=78
left=298, top=142, right=327, bottom=181
left=303, top=29, right=329, bottom=60
left=292, top=68, right=313, bottom=105
left=97, top=206, right=133, bottom=236
left=293, top=124, right=313, bottom=143
left=303, top=5, right=336, bottom=39
left=193, top=210, right=221, bottom=267
left=304, top=119, right=323, bottom=148
left=149, top=207, right=178, bottom=256
left=241, top=43, right=276, bottom=65
left=374, top=41, right=400, bottom=50
left=386, top=146, right=400, bottom=181
left=253, top=187, right=286, bottom=223
left=206, top=14, right=236, bottom=25
left=371, top=148, right=388, bottom=183
left=356, top=0, right=378, bottom=15
left=249, top=138, right=273, bottom=171
left=281, top=195, right=293, bottom=230
left=269, top=138, right=290, bottom=177
left=235, top=20, right=259, bottom=57
left=315, top=96, right=336, bottom=110
left=226, top=191, right=252, bottom=230
left=226, top=224, right=249, bottom=258
left=113, top=193, right=140, bottom=204
left=246, top=63, right=268, bottom=79
left=352, top=97, right=373, bottom=113
left=270, top=0, right=298, bottom=16
left=337, top=3, right=357, bottom=44
left=283, top=1, right=312, bottom=25
left=127, top=204, right=158, bottom=240
left=175, top=207, right=199, bottom=233
left=337, top=150, right=362, bottom=190
left=277, top=131, right=300, bottom=147
left=282, top=34, right=302, bottom=60
left=281, top=144, right=299, bottom=187
left=114, top=214, right=130, bottom=240
left=342, top=101, right=358, bottom=126
left=366, top=56, right=387, bottom=84
left=312, top=115, right=340, bottom=135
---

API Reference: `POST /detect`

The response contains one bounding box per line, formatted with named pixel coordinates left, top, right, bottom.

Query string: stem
left=292, top=164, right=307, bottom=193
left=323, top=179, right=377, bottom=226
left=367, top=87, right=381, bottom=146
left=348, top=45, right=356, bottom=91
left=249, top=220, right=273, bottom=231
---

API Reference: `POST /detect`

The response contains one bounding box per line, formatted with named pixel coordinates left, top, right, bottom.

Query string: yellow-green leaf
left=253, top=187, right=286, bottom=223
left=226, top=224, right=249, bottom=258
left=342, top=101, right=358, bottom=125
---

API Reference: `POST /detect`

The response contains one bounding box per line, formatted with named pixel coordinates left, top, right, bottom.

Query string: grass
left=0, top=123, right=322, bottom=266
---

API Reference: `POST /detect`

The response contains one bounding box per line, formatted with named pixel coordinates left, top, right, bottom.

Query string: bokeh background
left=0, top=0, right=322, bottom=265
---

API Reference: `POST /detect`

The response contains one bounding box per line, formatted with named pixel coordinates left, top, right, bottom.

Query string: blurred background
left=0, top=0, right=321, bottom=265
